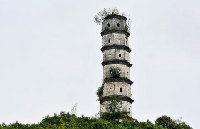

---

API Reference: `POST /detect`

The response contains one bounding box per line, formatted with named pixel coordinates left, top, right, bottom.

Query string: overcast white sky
left=0, top=0, right=200, bottom=128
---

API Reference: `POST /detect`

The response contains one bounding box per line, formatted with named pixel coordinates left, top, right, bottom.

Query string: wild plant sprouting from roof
left=94, top=8, right=131, bottom=32
left=94, top=8, right=119, bottom=25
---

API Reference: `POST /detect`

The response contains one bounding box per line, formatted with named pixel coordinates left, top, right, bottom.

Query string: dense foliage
left=155, top=115, right=192, bottom=129
left=0, top=112, right=192, bottom=129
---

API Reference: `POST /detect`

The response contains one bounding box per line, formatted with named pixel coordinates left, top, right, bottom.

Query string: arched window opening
left=117, top=23, right=120, bottom=27
left=120, top=88, right=122, bottom=92
left=119, top=54, right=121, bottom=57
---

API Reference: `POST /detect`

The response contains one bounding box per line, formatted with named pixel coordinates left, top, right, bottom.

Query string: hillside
left=0, top=112, right=192, bottom=129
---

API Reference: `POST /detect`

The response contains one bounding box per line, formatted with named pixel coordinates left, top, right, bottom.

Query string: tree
left=155, top=115, right=192, bottom=129
left=155, top=115, right=176, bottom=129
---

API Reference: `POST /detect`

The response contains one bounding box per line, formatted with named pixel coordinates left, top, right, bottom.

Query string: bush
left=109, top=67, right=121, bottom=78
left=96, top=86, right=103, bottom=99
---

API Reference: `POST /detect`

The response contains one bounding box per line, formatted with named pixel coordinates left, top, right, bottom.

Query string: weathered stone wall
left=103, top=64, right=130, bottom=79
left=102, top=33, right=128, bottom=46
left=102, top=18, right=126, bottom=31
left=102, top=82, right=131, bottom=97
left=100, top=100, right=132, bottom=117
left=103, top=49, right=130, bottom=62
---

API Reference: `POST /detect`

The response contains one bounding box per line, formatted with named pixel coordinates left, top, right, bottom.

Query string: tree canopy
left=0, top=112, right=192, bottom=129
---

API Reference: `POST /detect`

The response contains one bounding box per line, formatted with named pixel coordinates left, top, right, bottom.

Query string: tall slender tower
left=100, top=14, right=133, bottom=117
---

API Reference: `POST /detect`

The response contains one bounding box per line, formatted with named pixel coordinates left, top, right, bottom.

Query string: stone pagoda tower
left=100, top=14, right=133, bottom=117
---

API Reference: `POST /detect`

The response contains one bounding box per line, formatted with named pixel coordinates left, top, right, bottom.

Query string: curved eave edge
left=101, top=45, right=131, bottom=52
left=104, top=14, right=127, bottom=21
left=104, top=77, right=133, bottom=85
left=100, top=95, right=134, bottom=104
left=102, top=60, right=132, bottom=67
left=101, top=30, right=130, bottom=37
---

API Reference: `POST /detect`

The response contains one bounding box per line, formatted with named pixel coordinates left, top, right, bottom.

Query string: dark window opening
left=117, top=23, right=120, bottom=27
left=125, top=38, right=128, bottom=45
left=120, top=88, right=122, bottom=92
left=127, top=72, right=128, bottom=75
left=107, top=23, right=110, bottom=27
left=119, top=54, right=121, bottom=57
left=108, top=39, right=111, bottom=43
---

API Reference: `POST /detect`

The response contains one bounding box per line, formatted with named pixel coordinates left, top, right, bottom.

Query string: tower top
left=94, top=8, right=130, bottom=29
left=101, top=14, right=130, bottom=37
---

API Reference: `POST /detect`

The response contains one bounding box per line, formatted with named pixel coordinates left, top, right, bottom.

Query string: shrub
left=109, top=67, right=121, bottom=78
left=94, top=8, right=119, bottom=25
left=96, top=86, right=103, bottom=99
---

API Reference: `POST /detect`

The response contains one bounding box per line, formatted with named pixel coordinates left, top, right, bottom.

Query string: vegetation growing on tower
left=96, top=85, right=103, bottom=99
left=101, top=97, right=128, bottom=121
left=94, top=8, right=120, bottom=25
left=109, top=67, right=121, bottom=78
left=94, top=8, right=131, bottom=32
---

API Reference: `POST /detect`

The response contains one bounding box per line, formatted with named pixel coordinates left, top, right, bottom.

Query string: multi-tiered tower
left=100, top=14, right=133, bottom=117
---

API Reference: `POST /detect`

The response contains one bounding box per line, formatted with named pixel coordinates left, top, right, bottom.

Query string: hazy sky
left=0, top=0, right=200, bottom=128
